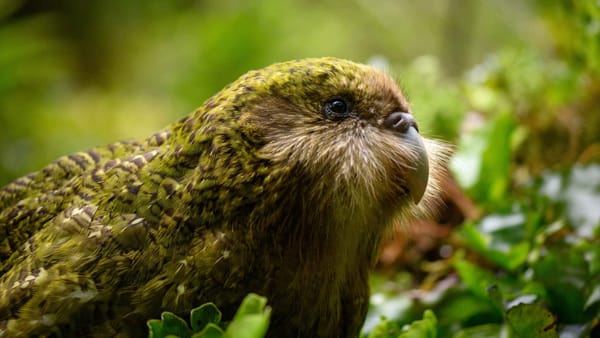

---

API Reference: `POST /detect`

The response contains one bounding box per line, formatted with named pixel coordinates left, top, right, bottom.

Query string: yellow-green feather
left=0, top=57, right=444, bottom=337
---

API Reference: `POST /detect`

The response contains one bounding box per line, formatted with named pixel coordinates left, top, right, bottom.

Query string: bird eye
left=323, top=98, right=351, bottom=119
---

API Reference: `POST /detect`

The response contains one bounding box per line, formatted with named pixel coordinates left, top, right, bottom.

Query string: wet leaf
left=367, top=316, right=401, bottom=338
left=147, top=312, right=192, bottom=338
left=190, top=302, right=222, bottom=332
left=194, top=323, right=224, bottom=338
left=453, top=324, right=504, bottom=338
left=459, top=211, right=532, bottom=271
left=398, top=310, right=437, bottom=338
left=506, top=303, right=558, bottom=338
left=532, top=248, right=588, bottom=323
left=225, top=294, right=271, bottom=338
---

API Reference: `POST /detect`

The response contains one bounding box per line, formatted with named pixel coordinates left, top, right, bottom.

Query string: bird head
left=229, top=58, right=445, bottom=218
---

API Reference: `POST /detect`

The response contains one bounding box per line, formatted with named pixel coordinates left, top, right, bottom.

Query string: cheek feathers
left=259, top=122, right=424, bottom=197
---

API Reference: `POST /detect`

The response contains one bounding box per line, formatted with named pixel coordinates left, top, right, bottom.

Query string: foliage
left=147, top=293, right=271, bottom=338
left=365, top=2, right=600, bottom=337
left=537, top=0, right=600, bottom=77
left=366, top=162, right=600, bottom=337
left=369, top=310, right=438, bottom=338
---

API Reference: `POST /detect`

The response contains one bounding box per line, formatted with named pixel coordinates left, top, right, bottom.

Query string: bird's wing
left=0, top=140, right=150, bottom=263
left=0, top=201, right=165, bottom=336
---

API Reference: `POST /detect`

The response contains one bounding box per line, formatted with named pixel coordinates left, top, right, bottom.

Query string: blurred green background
left=2, top=1, right=600, bottom=336
left=0, top=0, right=577, bottom=185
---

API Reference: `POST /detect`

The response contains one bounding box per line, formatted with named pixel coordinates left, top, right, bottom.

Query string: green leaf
left=398, top=310, right=437, bottom=338
left=532, top=248, right=588, bottom=322
left=194, top=323, right=225, bottom=338
left=486, top=284, right=505, bottom=314
left=190, top=302, right=222, bottom=332
left=506, top=303, right=558, bottom=338
left=454, top=258, right=498, bottom=300
left=453, top=324, right=504, bottom=338
left=231, top=293, right=268, bottom=317
left=147, top=319, right=165, bottom=338
left=477, top=112, right=515, bottom=205
left=436, top=289, right=501, bottom=326
left=460, top=213, right=530, bottom=271
left=584, top=284, right=600, bottom=310
left=451, top=111, right=516, bottom=207
left=366, top=316, right=401, bottom=338
left=224, top=294, right=271, bottom=338
left=147, top=312, right=192, bottom=338
left=583, top=243, right=600, bottom=276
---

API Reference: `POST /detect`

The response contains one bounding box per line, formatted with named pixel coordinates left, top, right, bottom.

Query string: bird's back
left=0, top=130, right=196, bottom=336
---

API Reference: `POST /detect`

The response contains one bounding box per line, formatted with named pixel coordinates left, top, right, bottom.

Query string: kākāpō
left=0, top=57, right=447, bottom=337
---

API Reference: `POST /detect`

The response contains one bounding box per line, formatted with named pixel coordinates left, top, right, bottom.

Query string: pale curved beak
left=384, top=112, right=429, bottom=203
left=402, top=127, right=429, bottom=203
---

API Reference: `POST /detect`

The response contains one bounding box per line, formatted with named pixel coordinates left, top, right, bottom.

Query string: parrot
left=0, top=57, right=446, bottom=337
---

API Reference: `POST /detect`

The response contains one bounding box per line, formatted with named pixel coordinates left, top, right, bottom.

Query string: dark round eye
left=323, top=98, right=351, bottom=119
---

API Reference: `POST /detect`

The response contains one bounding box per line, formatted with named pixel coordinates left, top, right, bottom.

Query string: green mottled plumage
left=0, top=58, right=445, bottom=337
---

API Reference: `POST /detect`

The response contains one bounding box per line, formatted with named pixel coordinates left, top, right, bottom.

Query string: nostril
left=384, top=112, right=419, bottom=133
